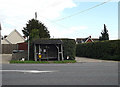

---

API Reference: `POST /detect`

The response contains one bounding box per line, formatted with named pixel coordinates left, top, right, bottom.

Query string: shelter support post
left=57, top=45, right=60, bottom=61
left=34, top=44, right=37, bottom=61
left=56, top=45, right=60, bottom=61
left=61, top=44, right=64, bottom=61
left=39, top=45, right=41, bottom=61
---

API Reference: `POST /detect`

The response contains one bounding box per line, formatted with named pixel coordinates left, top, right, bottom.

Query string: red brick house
left=76, top=36, right=99, bottom=44
left=17, top=42, right=28, bottom=50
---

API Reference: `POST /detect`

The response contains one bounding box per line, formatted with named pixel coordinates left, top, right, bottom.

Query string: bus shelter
left=33, top=39, right=64, bottom=61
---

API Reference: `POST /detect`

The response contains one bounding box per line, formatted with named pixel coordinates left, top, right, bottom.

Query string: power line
left=37, top=0, right=112, bottom=35
left=38, top=0, right=112, bottom=29
left=53, top=0, right=112, bottom=22
left=39, top=15, right=69, bottom=29
left=38, top=15, right=80, bottom=38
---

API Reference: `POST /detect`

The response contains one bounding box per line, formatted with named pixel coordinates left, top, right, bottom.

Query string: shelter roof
left=33, top=39, right=63, bottom=45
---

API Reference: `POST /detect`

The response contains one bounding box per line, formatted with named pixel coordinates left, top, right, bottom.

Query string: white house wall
left=1, top=40, right=9, bottom=44
left=2, top=29, right=25, bottom=44
left=6, top=30, right=25, bottom=44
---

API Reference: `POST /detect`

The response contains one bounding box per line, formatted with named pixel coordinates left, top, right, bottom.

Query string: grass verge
left=10, top=60, right=76, bottom=64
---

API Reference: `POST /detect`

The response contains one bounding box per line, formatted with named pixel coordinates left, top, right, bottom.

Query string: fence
left=12, top=50, right=28, bottom=61
left=2, top=44, right=17, bottom=54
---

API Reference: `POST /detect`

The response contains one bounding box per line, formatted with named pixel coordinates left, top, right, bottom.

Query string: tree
left=29, top=29, right=39, bottom=41
left=22, top=19, right=50, bottom=41
left=99, top=24, right=109, bottom=41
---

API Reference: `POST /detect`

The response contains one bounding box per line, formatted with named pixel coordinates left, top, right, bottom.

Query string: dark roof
left=33, top=39, right=63, bottom=44
left=76, top=37, right=88, bottom=43
left=76, top=36, right=99, bottom=43
left=76, top=38, right=99, bottom=40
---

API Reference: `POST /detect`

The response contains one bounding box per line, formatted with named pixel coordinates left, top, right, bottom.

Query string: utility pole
left=0, top=23, right=1, bottom=44
left=0, top=23, right=2, bottom=55
left=35, top=12, right=37, bottom=20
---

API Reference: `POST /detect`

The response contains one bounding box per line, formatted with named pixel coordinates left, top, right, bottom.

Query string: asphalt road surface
left=1, top=62, right=118, bottom=85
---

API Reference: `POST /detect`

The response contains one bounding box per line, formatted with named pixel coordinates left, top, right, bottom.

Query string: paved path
left=0, top=54, right=12, bottom=64
left=75, top=57, right=117, bottom=63
left=0, top=55, right=117, bottom=64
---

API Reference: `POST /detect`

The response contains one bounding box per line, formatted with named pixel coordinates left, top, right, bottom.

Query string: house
left=76, top=36, right=99, bottom=44
left=33, top=39, right=64, bottom=61
left=1, top=29, right=25, bottom=44
left=17, top=42, right=28, bottom=50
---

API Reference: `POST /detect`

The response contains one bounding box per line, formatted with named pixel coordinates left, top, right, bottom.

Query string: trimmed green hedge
left=62, top=39, right=76, bottom=60
left=76, top=40, right=120, bottom=61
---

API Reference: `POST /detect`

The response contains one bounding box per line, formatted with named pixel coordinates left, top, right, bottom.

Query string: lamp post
left=0, top=23, right=2, bottom=55
left=0, top=23, right=1, bottom=44
left=28, top=36, right=29, bottom=61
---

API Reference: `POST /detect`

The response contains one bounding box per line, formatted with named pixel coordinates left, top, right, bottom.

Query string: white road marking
left=0, top=70, right=58, bottom=73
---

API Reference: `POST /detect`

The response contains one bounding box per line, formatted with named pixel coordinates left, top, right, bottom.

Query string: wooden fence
left=2, top=44, right=17, bottom=54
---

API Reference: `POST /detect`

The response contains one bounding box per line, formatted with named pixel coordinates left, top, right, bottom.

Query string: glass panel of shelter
left=36, top=44, right=49, bottom=60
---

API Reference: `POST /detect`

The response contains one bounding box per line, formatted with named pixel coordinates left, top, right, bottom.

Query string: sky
left=0, top=0, right=119, bottom=40
left=118, top=2, right=120, bottom=39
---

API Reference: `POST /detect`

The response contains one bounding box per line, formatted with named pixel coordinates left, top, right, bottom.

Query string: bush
left=76, top=40, right=120, bottom=61
left=62, top=39, right=76, bottom=60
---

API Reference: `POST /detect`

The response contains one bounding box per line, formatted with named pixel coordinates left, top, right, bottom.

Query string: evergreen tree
left=22, top=19, right=50, bottom=41
left=29, top=29, right=39, bottom=41
left=99, top=24, right=109, bottom=41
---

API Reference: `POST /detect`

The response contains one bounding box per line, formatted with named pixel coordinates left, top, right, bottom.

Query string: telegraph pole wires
left=53, top=0, right=112, bottom=22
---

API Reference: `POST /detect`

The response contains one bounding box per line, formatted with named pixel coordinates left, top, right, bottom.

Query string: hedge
left=76, top=40, right=120, bottom=61
left=62, top=39, right=76, bottom=60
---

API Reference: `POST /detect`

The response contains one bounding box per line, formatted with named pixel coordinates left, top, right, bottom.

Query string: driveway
left=75, top=57, right=117, bottom=63
left=0, top=54, right=12, bottom=64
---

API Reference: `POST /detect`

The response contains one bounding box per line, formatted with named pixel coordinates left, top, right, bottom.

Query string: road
left=2, top=62, right=118, bottom=85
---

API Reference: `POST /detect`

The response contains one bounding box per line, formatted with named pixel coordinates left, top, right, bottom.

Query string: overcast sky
left=0, top=0, right=119, bottom=40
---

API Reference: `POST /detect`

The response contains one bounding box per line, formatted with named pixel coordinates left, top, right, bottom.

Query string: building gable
left=1, top=38, right=12, bottom=44
left=85, top=36, right=94, bottom=43
left=76, top=36, right=99, bottom=44
left=6, top=29, right=25, bottom=44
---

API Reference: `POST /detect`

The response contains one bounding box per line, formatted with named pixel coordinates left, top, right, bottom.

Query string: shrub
left=62, top=39, right=76, bottom=60
left=76, top=40, right=120, bottom=61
